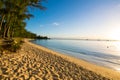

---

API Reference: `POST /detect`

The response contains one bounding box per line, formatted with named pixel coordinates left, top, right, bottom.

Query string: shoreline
left=0, top=39, right=120, bottom=79
left=26, top=39, right=120, bottom=80
left=30, top=39, right=120, bottom=72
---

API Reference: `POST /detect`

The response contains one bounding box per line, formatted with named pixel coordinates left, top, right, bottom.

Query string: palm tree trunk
left=6, top=25, right=11, bottom=38
left=3, top=15, right=12, bottom=38
left=11, top=29, right=14, bottom=38
left=0, top=15, right=5, bottom=31
left=3, top=23, right=7, bottom=38
left=3, top=21, right=10, bottom=38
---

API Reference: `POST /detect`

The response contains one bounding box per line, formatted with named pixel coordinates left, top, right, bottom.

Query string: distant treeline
left=0, top=0, right=46, bottom=39
left=36, top=35, right=50, bottom=39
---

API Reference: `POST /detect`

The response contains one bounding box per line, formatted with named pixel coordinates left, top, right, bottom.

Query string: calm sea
left=31, top=39, right=120, bottom=71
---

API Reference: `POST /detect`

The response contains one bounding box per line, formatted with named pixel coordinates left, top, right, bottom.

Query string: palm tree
left=0, top=0, right=46, bottom=39
left=0, top=0, right=6, bottom=33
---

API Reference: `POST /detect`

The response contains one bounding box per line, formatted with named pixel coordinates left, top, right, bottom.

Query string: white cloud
left=39, top=22, right=60, bottom=27
left=39, top=25, right=44, bottom=27
left=52, top=22, right=60, bottom=26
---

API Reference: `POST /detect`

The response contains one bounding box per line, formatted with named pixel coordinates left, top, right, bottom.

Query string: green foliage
left=0, top=0, right=47, bottom=54
left=0, top=0, right=46, bottom=39
left=10, top=40, right=21, bottom=52
left=0, top=38, right=24, bottom=53
left=36, top=35, right=50, bottom=39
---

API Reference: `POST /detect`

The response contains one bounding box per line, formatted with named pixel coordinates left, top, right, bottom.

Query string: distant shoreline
left=49, top=38, right=119, bottom=42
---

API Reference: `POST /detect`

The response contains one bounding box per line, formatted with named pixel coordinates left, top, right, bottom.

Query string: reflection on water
left=113, top=42, right=120, bottom=53
left=31, top=39, right=120, bottom=71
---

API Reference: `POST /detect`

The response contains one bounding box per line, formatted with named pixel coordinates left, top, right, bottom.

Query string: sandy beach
left=0, top=39, right=120, bottom=80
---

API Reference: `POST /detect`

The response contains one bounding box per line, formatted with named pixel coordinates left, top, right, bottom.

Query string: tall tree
left=0, top=0, right=46, bottom=39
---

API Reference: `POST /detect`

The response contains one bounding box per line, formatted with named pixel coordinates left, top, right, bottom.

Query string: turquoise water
left=31, top=39, right=120, bottom=71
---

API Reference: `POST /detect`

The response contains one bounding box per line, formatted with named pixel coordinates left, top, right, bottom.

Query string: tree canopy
left=0, top=0, right=46, bottom=39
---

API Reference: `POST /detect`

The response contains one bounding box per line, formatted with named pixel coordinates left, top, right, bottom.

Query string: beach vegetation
left=36, top=35, right=50, bottom=39
left=0, top=0, right=46, bottom=53
left=0, top=38, right=24, bottom=54
left=0, top=0, right=46, bottom=39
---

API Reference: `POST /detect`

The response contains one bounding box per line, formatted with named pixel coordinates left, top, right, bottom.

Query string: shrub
left=10, top=40, right=21, bottom=52
left=1, top=39, right=24, bottom=53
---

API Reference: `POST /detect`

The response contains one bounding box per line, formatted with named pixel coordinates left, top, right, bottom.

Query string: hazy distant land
left=51, top=38, right=118, bottom=41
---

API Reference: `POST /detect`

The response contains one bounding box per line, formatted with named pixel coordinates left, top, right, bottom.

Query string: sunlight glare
left=109, top=29, right=120, bottom=40
left=114, top=42, right=120, bottom=52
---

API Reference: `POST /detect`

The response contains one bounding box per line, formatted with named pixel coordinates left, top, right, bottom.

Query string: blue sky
left=26, top=0, right=120, bottom=40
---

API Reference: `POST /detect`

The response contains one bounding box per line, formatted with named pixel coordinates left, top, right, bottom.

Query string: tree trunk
left=3, top=16, right=12, bottom=38
left=0, top=15, right=5, bottom=31
left=11, top=29, right=14, bottom=38
left=6, top=25, right=11, bottom=38
left=3, top=23, right=7, bottom=38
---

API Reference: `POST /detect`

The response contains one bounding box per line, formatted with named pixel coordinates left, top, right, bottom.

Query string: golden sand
left=26, top=39, right=120, bottom=80
left=0, top=39, right=119, bottom=80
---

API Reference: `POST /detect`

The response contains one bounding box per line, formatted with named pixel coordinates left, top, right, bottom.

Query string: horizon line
left=49, top=37, right=119, bottom=41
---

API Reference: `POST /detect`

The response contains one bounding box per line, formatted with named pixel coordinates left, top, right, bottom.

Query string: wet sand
left=0, top=39, right=120, bottom=80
